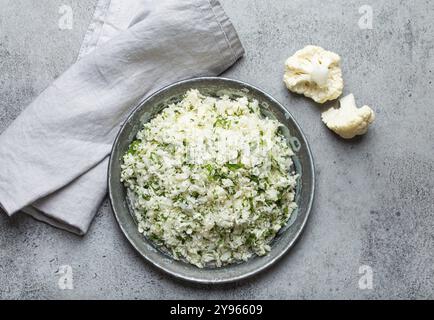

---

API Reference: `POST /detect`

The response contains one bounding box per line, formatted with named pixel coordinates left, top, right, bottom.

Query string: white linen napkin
left=0, top=0, right=244, bottom=235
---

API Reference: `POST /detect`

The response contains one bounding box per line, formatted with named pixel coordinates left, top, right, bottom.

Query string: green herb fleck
left=127, top=140, right=141, bottom=155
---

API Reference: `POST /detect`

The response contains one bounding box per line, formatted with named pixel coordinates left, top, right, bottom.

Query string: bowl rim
left=108, top=76, right=315, bottom=284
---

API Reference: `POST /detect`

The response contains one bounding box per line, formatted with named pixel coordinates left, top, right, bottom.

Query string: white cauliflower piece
left=321, top=94, right=375, bottom=139
left=283, top=45, right=344, bottom=103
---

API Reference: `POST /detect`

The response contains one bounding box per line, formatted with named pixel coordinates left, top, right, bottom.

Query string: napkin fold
left=0, top=0, right=244, bottom=234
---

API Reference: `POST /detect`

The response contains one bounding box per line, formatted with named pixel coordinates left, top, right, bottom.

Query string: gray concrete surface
left=0, top=0, right=433, bottom=299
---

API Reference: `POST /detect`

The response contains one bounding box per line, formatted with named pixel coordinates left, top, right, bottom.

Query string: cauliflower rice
left=120, top=89, right=298, bottom=268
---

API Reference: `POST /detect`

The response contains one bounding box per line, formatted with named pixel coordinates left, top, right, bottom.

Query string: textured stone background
left=0, top=0, right=433, bottom=299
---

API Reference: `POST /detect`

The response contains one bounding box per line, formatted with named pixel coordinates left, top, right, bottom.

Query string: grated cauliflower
left=321, top=93, right=375, bottom=139
left=283, top=45, right=343, bottom=103
left=120, top=89, right=298, bottom=268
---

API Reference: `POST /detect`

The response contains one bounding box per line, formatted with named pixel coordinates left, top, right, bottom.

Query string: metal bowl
left=108, top=77, right=315, bottom=284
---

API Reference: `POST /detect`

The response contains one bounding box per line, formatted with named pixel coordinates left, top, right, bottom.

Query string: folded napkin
left=0, top=0, right=244, bottom=235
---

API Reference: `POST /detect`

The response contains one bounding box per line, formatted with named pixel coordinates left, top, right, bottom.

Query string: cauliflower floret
left=283, top=45, right=343, bottom=103
left=321, top=93, right=375, bottom=139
